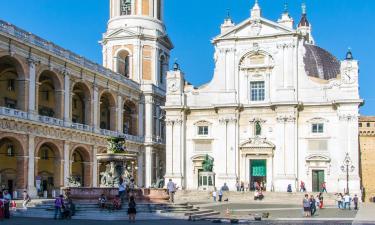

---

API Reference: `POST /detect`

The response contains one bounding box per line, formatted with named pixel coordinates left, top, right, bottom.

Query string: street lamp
left=340, top=152, right=355, bottom=194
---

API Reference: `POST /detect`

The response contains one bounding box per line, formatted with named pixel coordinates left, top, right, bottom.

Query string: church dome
left=303, top=44, right=341, bottom=80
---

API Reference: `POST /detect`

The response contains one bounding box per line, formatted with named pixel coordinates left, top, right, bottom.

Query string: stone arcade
left=164, top=2, right=362, bottom=193
left=0, top=0, right=171, bottom=197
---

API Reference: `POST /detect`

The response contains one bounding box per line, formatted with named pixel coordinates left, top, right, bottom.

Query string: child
left=212, top=190, right=217, bottom=202
left=10, top=201, right=17, bottom=211
left=128, top=196, right=137, bottom=223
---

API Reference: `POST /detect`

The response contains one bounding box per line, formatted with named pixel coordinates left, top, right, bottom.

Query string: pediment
left=104, top=28, right=140, bottom=39
left=214, top=17, right=294, bottom=41
left=240, top=137, right=275, bottom=149
left=305, top=154, right=331, bottom=162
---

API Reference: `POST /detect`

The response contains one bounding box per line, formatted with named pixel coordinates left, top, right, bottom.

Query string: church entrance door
left=250, top=159, right=267, bottom=191
left=312, top=170, right=324, bottom=192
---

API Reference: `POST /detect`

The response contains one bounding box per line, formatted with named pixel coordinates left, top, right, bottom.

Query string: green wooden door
left=312, top=170, right=325, bottom=192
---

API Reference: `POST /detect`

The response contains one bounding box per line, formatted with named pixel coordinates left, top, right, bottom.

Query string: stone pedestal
left=198, top=172, right=216, bottom=191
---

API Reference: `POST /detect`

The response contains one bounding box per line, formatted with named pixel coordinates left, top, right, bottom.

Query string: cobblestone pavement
left=0, top=218, right=371, bottom=225
left=198, top=202, right=357, bottom=219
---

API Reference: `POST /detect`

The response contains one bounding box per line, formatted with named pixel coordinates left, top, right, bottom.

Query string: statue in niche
left=255, top=121, right=262, bottom=136
left=202, top=154, right=214, bottom=172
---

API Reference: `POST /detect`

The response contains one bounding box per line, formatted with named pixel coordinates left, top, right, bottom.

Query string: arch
left=159, top=54, right=166, bottom=84
left=35, top=142, right=63, bottom=197
left=123, top=99, right=138, bottom=135
left=0, top=55, right=27, bottom=111
left=116, top=49, right=131, bottom=78
left=0, top=136, right=27, bottom=192
left=239, top=50, right=275, bottom=67
left=71, top=82, right=92, bottom=125
left=99, top=91, right=117, bottom=131
left=37, top=70, right=64, bottom=119
left=70, top=146, right=92, bottom=187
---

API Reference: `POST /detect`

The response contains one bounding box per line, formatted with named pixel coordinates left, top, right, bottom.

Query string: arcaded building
left=0, top=0, right=171, bottom=197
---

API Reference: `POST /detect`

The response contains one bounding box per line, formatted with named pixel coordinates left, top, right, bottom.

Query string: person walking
left=212, top=190, right=217, bottom=202
left=118, top=178, right=126, bottom=203
left=344, top=193, right=351, bottom=210
left=218, top=189, right=223, bottom=202
left=0, top=193, right=5, bottom=221
left=336, top=193, right=343, bottom=209
left=22, top=191, right=31, bottom=209
left=318, top=193, right=324, bottom=209
left=127, top=196, right=137, bottom=223
left=353, top=194, right=359, bottom=210
left=3, top=190, right=11, bottom=219
left=321, top=182, right=327, bottom=193
left=167, top=179, right=176, bottom=203
left=300, top=181, right=306, bottom=192
left=54, top=195, right=64, bottom=220
left=310, top=195, right=317, bottom=216
left=303, top=194, right=311, bottom=217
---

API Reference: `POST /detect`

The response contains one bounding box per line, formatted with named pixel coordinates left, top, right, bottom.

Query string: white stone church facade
left=164, top=2, right=362, bottom=193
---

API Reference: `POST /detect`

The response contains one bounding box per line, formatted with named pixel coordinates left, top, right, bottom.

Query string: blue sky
left=1, top=0, right=374, bottom=115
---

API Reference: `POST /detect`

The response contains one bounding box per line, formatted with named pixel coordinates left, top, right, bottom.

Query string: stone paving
left=197, top=202, right=357, bottom=219
left=0, top=218, right=368, bottom=225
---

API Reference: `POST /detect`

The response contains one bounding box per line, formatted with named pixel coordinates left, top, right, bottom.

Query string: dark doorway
left=250, top=159, right=267, bottom=191
left=312, top=170, right=324, bottom=192
left=7, top=180, right=14, bottom=197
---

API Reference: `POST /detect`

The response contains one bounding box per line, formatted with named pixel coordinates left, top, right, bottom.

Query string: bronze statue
left=202, top=154, right=214, bottom=172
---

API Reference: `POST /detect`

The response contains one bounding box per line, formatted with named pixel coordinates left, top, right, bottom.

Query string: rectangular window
left=198, top=126, right=209, bottom=136
left=312, top=123, right=324, bottom=133
left=7, top=79, right=15, bottom=91
left=250, top=81, right=265, bottom=101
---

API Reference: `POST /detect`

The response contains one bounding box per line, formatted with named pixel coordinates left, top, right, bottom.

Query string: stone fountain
left=63, top=137, right=169, bottom=202
left=97, top=137, right=136, bottom=188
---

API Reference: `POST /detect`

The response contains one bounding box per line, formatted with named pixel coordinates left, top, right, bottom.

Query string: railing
left=0, top=107, right=28, bottom=120
left=0, top=106, right=145, bottom=144
left=71, top=123, right=92, bottom=132
left=0, top=20, right=140, bottom=90
left=37, top=115, right=64, bottom=126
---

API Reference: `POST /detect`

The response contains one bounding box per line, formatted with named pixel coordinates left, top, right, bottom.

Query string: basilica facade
left=165, top=2, right=362, bottom=193
left=0, top=0, right=170, bottom=197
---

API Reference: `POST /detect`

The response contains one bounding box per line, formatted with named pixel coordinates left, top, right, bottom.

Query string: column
left=63, top=72, right=71, bottom=125
left=137, top=150, right=144, bottom=187
left=28, top=59, right=36, bottom=118
left=27, top=135, right=37, bottom=197
left=155, top=151, right=160, bottom=179
left=145, top=95, right=154, bottom=142
left=145, top=146, right=153, bottom=187
left=92, top=146, right=98, bottom=187
left=154, top=0, right=159, bottom=19
left=63, top=142, right=70, bottom=187
left=117, top=95, right=123, bottom=133
left=92, top=85, right=99, bottom=131
left=137, top=0, right=142, bottom=15
left=138, top=101, right=145, bottom=137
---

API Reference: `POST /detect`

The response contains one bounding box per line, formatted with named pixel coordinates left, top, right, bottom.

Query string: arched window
left=117, top=51, right=130, bottom=78
left=121, top=0, right=132, bottom=15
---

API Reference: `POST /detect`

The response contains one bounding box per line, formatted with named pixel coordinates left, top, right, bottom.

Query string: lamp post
left=340, top=152, right=355, bottom=194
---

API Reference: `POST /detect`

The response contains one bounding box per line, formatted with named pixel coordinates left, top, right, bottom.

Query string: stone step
left=184, top=209, right=215, bottom=216
left=188, top=211, right=221, bottom=220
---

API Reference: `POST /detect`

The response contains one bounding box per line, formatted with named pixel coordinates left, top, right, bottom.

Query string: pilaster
left=63, top=142, right=70, bottom=187
left=27, top=135, right=37, bottom=197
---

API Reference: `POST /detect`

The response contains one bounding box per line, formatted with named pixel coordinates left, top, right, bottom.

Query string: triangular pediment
left=104, top=28, right=140, bottom=39
left=214, top=17, right=295, bottom=41
left=240, top=137, right=275, bottom=149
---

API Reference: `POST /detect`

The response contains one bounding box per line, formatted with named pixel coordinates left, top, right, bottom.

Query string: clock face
left=168, top=80, right=178, bottom=92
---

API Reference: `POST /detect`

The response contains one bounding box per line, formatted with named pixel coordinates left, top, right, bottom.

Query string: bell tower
left=102, top=0, right=173, bottom=87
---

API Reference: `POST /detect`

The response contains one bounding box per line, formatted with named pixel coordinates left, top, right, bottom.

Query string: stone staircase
left=175, top=191, right=338, bottom=205
left=11, top=200, right=217, bottom=220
